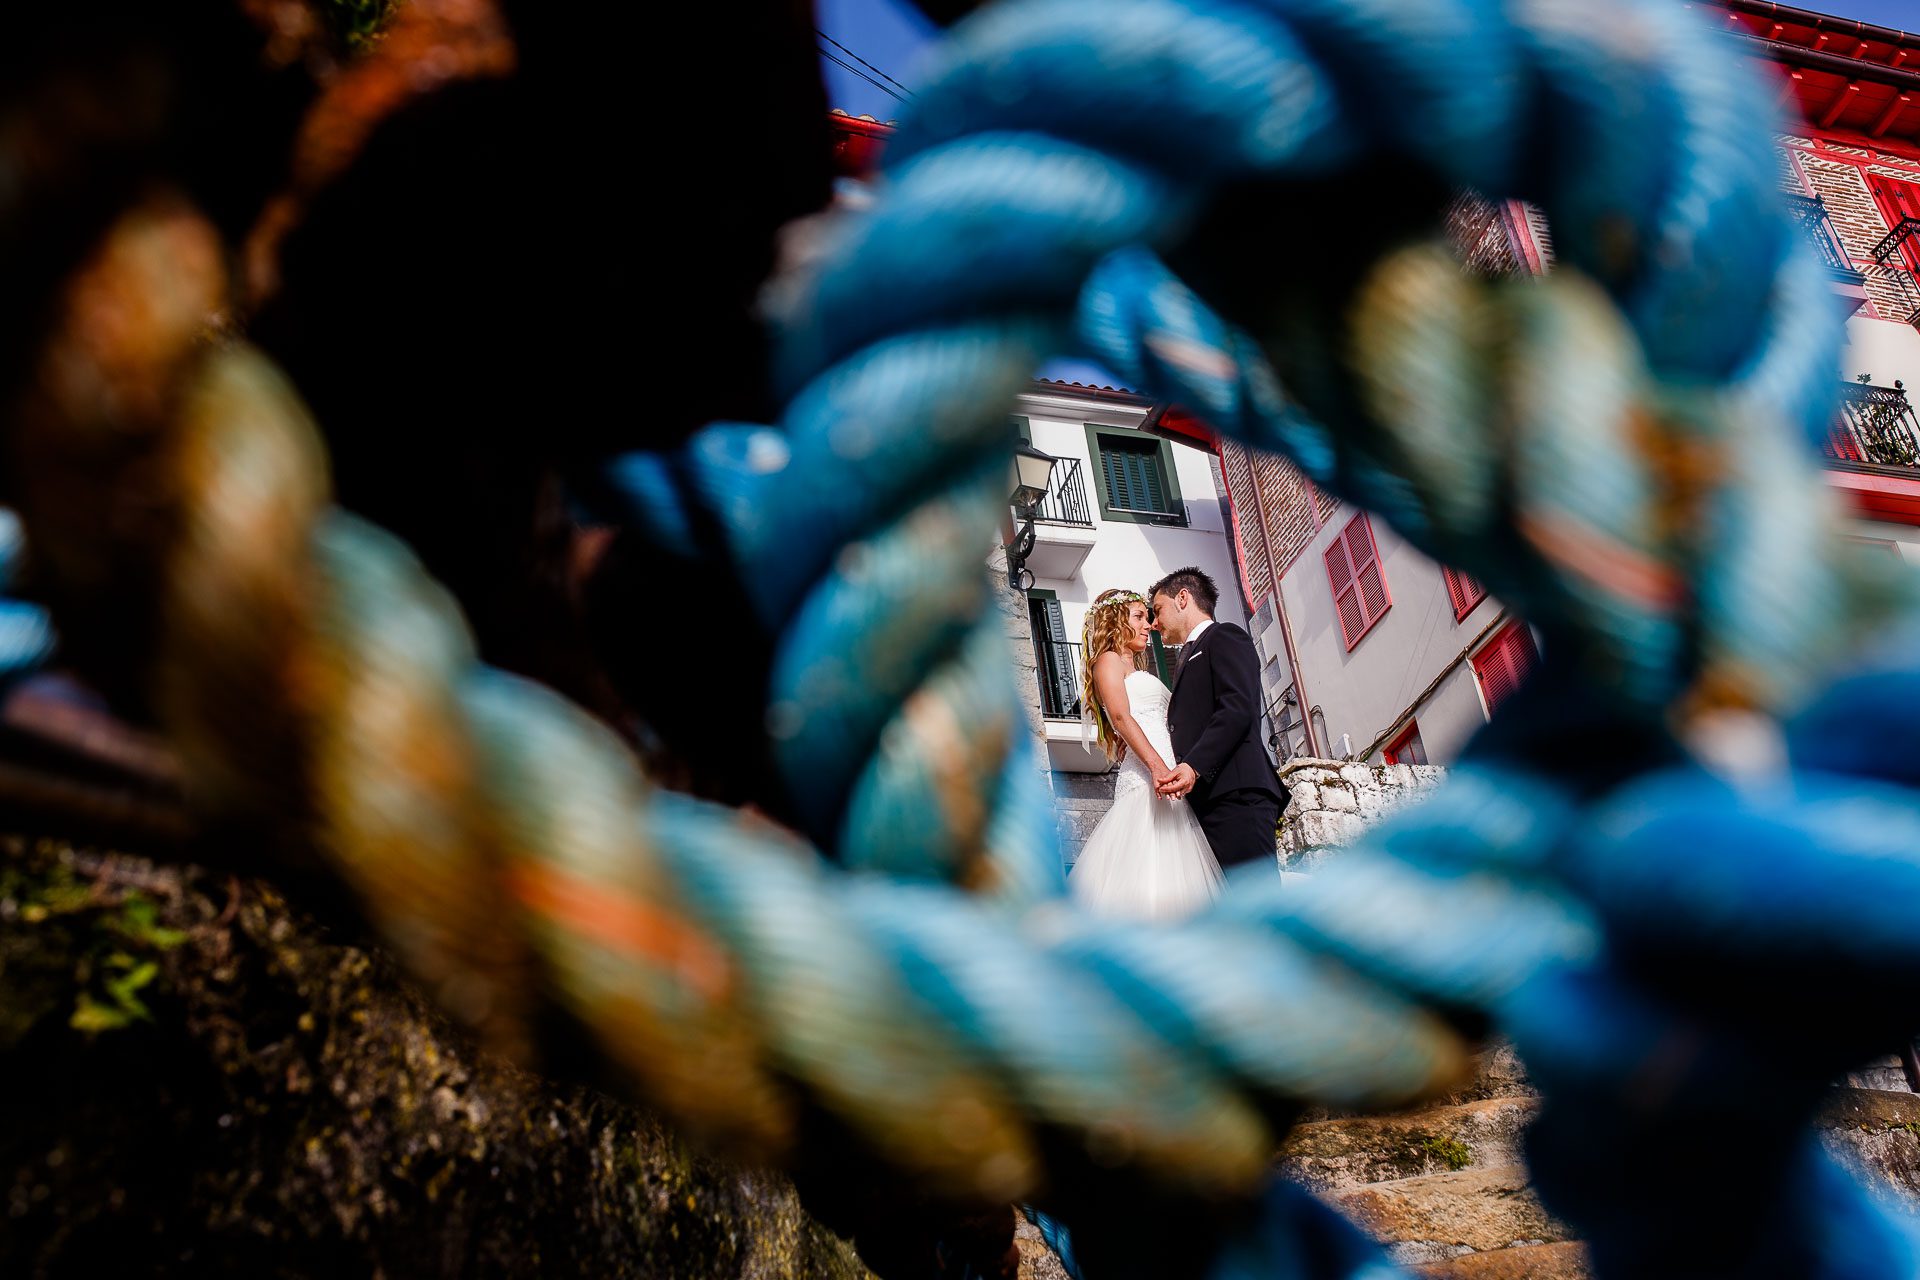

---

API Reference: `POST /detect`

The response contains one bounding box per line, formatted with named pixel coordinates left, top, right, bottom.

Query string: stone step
left=1013, top=1212, right=1070, bottom=1280
left=1430, top=1042, right=1537, bottom=1107
left=1296, top=1042, right=1536, bottom=1126
left=1839, top=1054, right=1914, bottom=1094
left=1816, top=1086, right=1920, bottom=1210
left=1330, top=1164, right=1574, bottom=1268
left=1411, top=1240, right=1591, bottom=1279
left=1281, top=1096, right=1538, bottom=1192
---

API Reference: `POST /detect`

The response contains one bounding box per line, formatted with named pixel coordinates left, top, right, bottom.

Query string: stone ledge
left=1278, top=757, right=1446, bottom=863
left=1280, top=1097, right=1538, bottom=1193
left=1331, top=1164, right=1573, bottom=1260
left=1412, top=1241, right=1590, bottom=1279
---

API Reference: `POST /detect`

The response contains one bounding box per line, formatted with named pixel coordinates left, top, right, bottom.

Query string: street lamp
left=1005, top=443, right=1056, bottom=591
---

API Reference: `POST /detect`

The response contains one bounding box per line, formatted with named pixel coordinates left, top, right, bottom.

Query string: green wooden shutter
left=1119, top=452, right=1143, bottom=509
left=1044, top=597, right=1068, bottom=643
left=1137, top=449, right=1165, bottom=513
left=1102, top=446, right=1131, bottom=510
left=1150, top=632, right=1173, bottom=684
left=1038, top=597, right=1076, bottom=715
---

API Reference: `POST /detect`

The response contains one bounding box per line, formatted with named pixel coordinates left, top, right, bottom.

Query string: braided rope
left=10, top=0, right=1920, bottom=1276
left=11, top=191, right=1472, bottom=1204
left=0, top=510, right=54, bottom=683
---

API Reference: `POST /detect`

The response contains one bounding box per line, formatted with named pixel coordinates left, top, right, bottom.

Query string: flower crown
left=1094, top=591, right=1147, bottom=610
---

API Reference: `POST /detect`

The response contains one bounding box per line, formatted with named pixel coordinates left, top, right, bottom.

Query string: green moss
left=3, top=856, right=187, bottom=1035
left=1420, top=1135, right=1473, bottom=1171
left=321, top=0, right=400, bottom=50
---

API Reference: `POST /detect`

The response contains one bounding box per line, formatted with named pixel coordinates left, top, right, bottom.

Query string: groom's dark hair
left=1150, top=566, right=1218, bottom=616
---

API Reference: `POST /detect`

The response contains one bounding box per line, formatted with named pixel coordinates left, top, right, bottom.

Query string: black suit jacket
left=1166, top=621, right=1284, bottom=812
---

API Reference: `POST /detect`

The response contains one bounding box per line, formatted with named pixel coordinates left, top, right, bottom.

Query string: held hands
left=1155, top=762, right=1197, bottom=800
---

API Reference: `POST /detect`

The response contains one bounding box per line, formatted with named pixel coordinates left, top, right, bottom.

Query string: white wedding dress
left=1067, top=670, right=1225, bottom=921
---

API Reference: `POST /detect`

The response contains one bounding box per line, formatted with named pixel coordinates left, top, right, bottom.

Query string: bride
left=1066, top=587, right=1224, bottom=920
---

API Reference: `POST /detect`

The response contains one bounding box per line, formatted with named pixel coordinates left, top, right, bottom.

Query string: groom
left=1149, top=567, right=1286, bottom=871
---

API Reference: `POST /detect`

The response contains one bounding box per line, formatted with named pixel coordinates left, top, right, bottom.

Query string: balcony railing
left=1829, top=381, right=1920, bottom=470
left=1871, top=216, right=1920, bottom=271
left=1035, top=637, right=1082, bottom=720
left=1868, top=217, right=1920, bottom=326
left=1034, top=457, right=1094, bottom=526
left=1786, top=193, right=1865, bottom=284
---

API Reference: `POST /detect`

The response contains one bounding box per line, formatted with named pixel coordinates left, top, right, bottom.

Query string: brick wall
left=1782, top=133, right=1920, bottom=322
left=1220, top=436, right=1329, bottom=608
left=1257, top=449, right=1325, bottom=574
left=1220, top=440, right=1273, bottom=604
left=1446, top=194, right=1552, bottom=276
left=1214, top=193, right=1554, bottom=611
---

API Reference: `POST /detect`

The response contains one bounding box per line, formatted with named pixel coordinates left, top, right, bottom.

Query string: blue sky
left=815, top=0, right=934, bottom=122
left=816, top=0, right=1920, bottom=120
left=1832, top=2, right=1920, bottom=28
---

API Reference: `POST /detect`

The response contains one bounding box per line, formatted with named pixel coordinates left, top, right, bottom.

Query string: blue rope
left=0, top=510, right=54, bottom=684
left=583, top=0, right=1920, bottom=1274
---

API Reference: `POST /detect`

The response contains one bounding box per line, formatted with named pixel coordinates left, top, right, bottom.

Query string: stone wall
left=992, top=546, right=1048, bottom=745
left=1052, top=769, right=1115, bottom=868
left=1278, top=758, right=1445, bottom=872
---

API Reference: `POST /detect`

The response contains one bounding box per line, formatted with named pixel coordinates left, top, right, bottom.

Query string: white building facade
left=1000, top=380, right=1253, bottom=859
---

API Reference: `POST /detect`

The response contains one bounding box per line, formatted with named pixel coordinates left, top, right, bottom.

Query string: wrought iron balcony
left=1035, top=637, right=1082, bottom=720
left=1870, top=216, right=1920, bottom=270
left=1786, top=193, right=1864, bottom=284
left=1829, top=381, right=1920, bottom=471
left=1033, top=457, right=1093, bottom=526
left=1867, top=217, right=1920, bottom=326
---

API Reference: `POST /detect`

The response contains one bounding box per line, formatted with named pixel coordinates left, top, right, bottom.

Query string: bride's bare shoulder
left=1089, top=648, right=1134, bottom=704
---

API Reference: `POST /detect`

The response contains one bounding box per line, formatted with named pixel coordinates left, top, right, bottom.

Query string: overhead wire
left=818, top=47, right=911, bottom=105
left=816, top=29, right=915, bottom=98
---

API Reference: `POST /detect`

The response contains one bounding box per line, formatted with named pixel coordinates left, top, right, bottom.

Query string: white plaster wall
left=1017, top=392, right=1249, bottom=641
left=1277, top=502, right=1501, bottom=764
left=1841, top=315, right=1920, bottom=392
left=1847, top=516, right=1920, bottom=564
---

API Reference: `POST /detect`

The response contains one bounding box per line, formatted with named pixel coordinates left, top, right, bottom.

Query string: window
left=1149, top=631, right=1175, bottom=685
left=1324, top=512, right=1391, bottom=649
left=1085, top=425, right=1184, bottom=525
left=1384, top=721, right=1427, bottom=766
left=1027, top=591, right=1079, bottom=719
left=1472, top=620, right=1540, bottom=718
left=1442, top=565, right=1488, bottom=621
left=1868, top=173, right=1920, bottom=272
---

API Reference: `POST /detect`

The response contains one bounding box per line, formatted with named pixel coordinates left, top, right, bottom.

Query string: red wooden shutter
left=1473, top=621, right=1540, bottom=717
left=1328, top=514, right=1391, bottom=649
left=1348, top=516, right=1388, bottom=621
left=1384, top=721, right=1427, bottom=766
left=1868, top=173, right=1920, bottom=272
left=1442, top=566, right=1487, bottom=620
left=1325, top=534, right=1363, bottom=647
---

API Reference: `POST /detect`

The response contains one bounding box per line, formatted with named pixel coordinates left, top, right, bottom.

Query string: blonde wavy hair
left=1080, top=588, right=1152, bottom=762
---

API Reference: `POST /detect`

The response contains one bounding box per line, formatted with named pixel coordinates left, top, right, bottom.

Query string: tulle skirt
left=1067, top=777, right=1225, bottom=921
